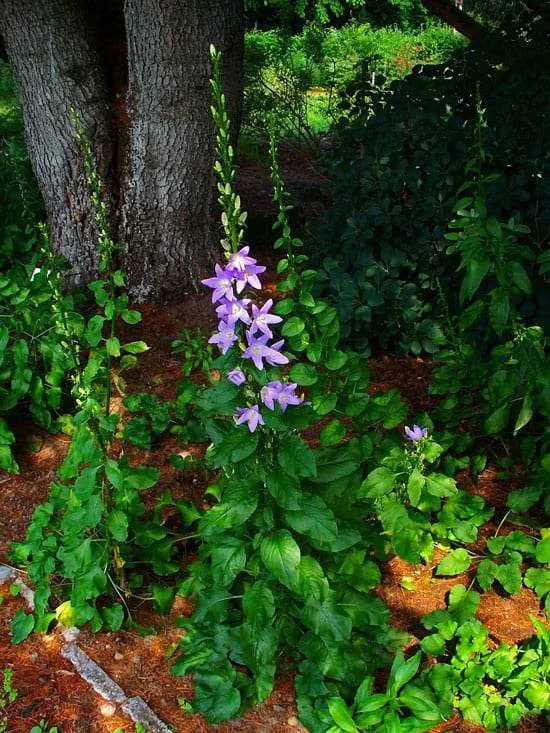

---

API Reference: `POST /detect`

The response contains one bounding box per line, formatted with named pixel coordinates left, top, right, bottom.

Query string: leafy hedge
left=312, top=16, right=550, bottom=355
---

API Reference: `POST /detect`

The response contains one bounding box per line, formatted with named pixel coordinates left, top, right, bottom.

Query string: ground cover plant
left=1, top=10, right=550, bottom=733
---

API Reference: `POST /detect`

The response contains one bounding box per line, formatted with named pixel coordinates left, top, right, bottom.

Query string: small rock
left=114, top=652, right=124, bottom=661
left=100, top=703, right=117, bottom=717
left=287, top=717, right=299, bottom=727
left=273, top=704, right=285, bottom=712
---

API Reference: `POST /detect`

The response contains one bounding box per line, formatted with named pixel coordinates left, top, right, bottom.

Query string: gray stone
left=61, top=626, right=81, bottom=643
left=0, top=565, right=16, bottom=583
left=121, top=696, right=172, bottom=733
left=61, top=643, right=127, bottom=704
left=13, top=578, right=35, bottom=610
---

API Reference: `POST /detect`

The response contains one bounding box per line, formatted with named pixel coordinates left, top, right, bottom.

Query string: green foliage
left=0, top=668, right=17, bottom=733
left=313, top=16, right=550, bottom=355
left=172, top=328, right=214, bottom=377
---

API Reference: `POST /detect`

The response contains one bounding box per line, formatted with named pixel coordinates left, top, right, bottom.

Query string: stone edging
left=0, top=565, right=172, bottom=733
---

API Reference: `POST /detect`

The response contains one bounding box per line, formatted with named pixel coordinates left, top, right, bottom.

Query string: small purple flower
left=208, top=324, right=238, bottom=355
left=227, top=368, right=246, bottom=386
left=216, top=297, right=251, bottom=327
left=235, top=405, right=264, bottom=432
left=201, top=264, right=235, bottom=303
left=250, top=299, right=282, bottom=339
left=242, top=332, right=288, bottom=370
left=260, top=381, right=284, bottom=410
left=277, top=383, right=302, bottom=412
left=235, top=264, right=266, bottom=294
left=405, top=424, right=428, bottom=441
left=226, top=246, right=257, bottom=274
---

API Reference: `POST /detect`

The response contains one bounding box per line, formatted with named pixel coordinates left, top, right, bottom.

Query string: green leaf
left=484, top=404, right=510, bottom=434
left=106, top=336, right=121, bottom=357
left=122, top=340, right=149, bottom=354
left=284, top=495, right=338, bottom=549
left=199, top=481, right=259, bottom=537
left=359, top=467, right=396, bottom=499
left=278, top=434, right=316, bottom=478
left=459, top=258, right=490, bottom=304
left=388, top=650, right=421, bottom=695
left=266, top=473, right=302, bottom=510
left=282, top=316, right=305, bottom=338
left=448, top=584, right=480, bottom=624
left=509, top=262, right=532, bottom=294
left=124, top=465, right=159, bottom=489
left=193, top=672, right=241, bottom=723
left=103, top=603, right=124, bottom=631
left=399, top=684, right=443, bottom=722
left=536, top=537, right=550, bottom=564
left=495, top=562, right=522, bottom=594
left=328, top=698, right=359, bottom=733
left=420, top=633, right=446, bottom=656
left=312, top=392, right=338, bottom=416
left=210, top=537, right=246, bottom=586
left=121, top=309, right=142, bottom=324
left=425, top=473, right=457, bottom=498
left=260, top=530, right=301, bottom=589
left=213, top=428, right=258, bottom=466
left=301, top=598, right=352, bottom=643
left=436, top=549, right=471, bottom=576
left=84, top=315, right=105, bottom=347
left=524, top=681, right=550, bottom=709
left=514, top=395, right=533, bottom=434
left=524, top=568, right=550, bottom=599
left=476, top=559, right=498, bottom=592
left=106, top=509, right=128, bottom=542
left=407, top=469, right=425, bottom=507
left=320, top=419, right=346, bottom=446
left=507, top=485, right=542, bottom=513
left=11, top=609, right=35, bottom=643
left=242, top=582, right=275, bottom=628
left=289, top=363, right=318, bottom=386
left=150, top=584, right=175, bottom=614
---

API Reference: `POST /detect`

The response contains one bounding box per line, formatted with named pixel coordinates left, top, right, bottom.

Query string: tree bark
left=0, top=0, right=112, bottom=284
left=0, top=0, right=245, bottom=301
left=421, top=0, right=490, bottom=40
left=121, top=0, right=244, bottom=302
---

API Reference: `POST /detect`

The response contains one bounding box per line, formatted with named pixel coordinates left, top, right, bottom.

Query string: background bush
left=311, top=16, right=550, bottom=355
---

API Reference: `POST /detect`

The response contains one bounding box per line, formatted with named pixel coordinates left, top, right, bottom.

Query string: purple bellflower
left=216, top=297, right=251, bottom=328
left=277, top=383, right=302, bottom=412
left=235, top=405, right=264, bottom=432
left=226, top=246, right=258, bottom=274
left=260, top=381, right=284, bottom=410
left=250, top=299, right=282, bottom=339
left=405, top=424, right=428, bottom=441
left=242, top=332, right=288, bottom=370
left=208, top=324, right=238, bottom=355
left=227, top=368, right=246, bottom=386
left=201, top=264, right=235, bottom=304
left=235, top=265, right=266, bottom=294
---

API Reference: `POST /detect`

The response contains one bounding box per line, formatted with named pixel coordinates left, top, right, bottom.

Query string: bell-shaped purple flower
left=227, top=368, right=246, bottom=386
left=201, top=264, right=235, bottom=303
left=216, top=297, right=251, bottom=328
left=405, top=424, right=428, bottom=441
left=242, top=332, right=288, bottom=370
left=250, top=298, right=282, bottom=339
left=208, top=324, right=238, bottom=355
left=277, top=383, right=302, bottom=412
left=235, top=264, right=266, bottom=294
left=235, top=405, right=264, bottom=432
left=226, top=246, right=257, bottom=275
left=260, top=381, right=284, bottom=410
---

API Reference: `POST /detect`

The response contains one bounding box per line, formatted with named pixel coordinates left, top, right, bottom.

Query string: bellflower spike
left=216, top=297, right=251, bottom=327
left=260, top=380, right=284, bottom=410
left=242, top=333, right=289, bottom=370
left=235, top=405, right=264, bottom=432
left=227, top=368, right=246, bottom=386
left=201, top=264, right=235, bottom=303
left=405, top=424, right=428, bottom=441
left=208, top=324, right=237, bottom=355
left=250, top=299, right=282, bottom=338
left=226, top=246, right=257, bottom=274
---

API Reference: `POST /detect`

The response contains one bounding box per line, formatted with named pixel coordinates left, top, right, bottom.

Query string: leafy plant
left=0, top=668, right=17, bottom=733
left=172, top=328, right=214, bottom=377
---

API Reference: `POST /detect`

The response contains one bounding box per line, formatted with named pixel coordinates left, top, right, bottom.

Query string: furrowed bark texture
left=122, top=0, right=245, bottom=302
left=0, top=0, right=111, bottom=284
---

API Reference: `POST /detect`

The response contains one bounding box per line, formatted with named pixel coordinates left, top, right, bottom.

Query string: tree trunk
left=0, top=0, right=245, bottom=301
left=121, top=0, right=244, bottom=302
left=421, top=0, right=490, bottom=39
left=0, top=0, right=112, bottom=284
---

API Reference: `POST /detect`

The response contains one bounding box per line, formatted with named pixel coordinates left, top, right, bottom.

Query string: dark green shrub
left=312, top=16, right=550, bottom=355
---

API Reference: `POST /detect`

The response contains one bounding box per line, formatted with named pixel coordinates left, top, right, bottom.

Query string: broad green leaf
left=495, top=562, right=522, bottom=594
left=320, top=419, right=346, bottom=447
left=524, top=681, right=550, bottom=709
left=193, top=672, right=241, bottom=723
left=213, top=428, right=258, bottom=466
left=11, top=609, right=35, bottom=643
left=514, top=394, right=533, bottom=434
left=284, top=495, right=338, bottom=548
left=328, top=698, right=358, bottom=733
left=312, top=392, right=338, bottom=416
left=448, top=584, right=480, bottom=624
left=199, top=481, right=259, bottom=537
left=150, top=584, right=175, bottom=614
left=122, top=340, right=149, bottom=354
left=436, top=549, right=471, bottom=576
left=301, top=598, right=352, bottom=643
left=106, top=336, right=121, bottom=357
left=282, top=316, right=305, bottom=338
left=260, top=530, right=301, bottom=589
left=524, top=568, right=550, bottom=598
left=278, top=434, right=316, bottom=478
left=243, top=582, right=275, bottom=628
left=388, top=650, right=421, bottom=695
left=103, top=603, right=124, bottom=630
left=425, top=473, right=457, bottom=498
left=124, top=465, right=159, bottom=489
left=266, top=473, right=302, bottom=510
left=295, top=556, right=328, bottom=601
left=407, top=469, right=425, bottom=507
left=289, top=363, right=318, bottom=386
left=536, top=537, right=550, bottom=564
left=484, top=404, right=510, bottom=434
left=107, top=510, right=128, bottom=542
left=459, top=257, right=490, bottom=304
left=359, top=467, right=396, bottom=499
left=420, top=633, right=446, bottom=656
left=210, top=537, right=246, bottom=586
left=476, top=559, right=498, bottom=592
